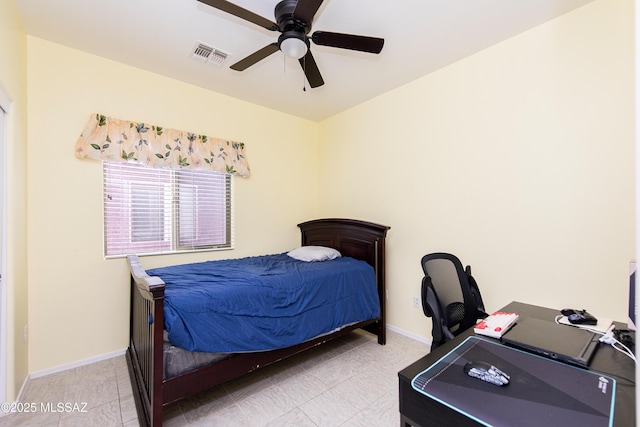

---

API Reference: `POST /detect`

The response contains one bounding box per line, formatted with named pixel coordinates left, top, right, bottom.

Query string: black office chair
left=421, top=253, right=488, bottom=351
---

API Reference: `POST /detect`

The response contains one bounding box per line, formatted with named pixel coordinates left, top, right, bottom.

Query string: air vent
left=191, top=41, right=230, bottom=67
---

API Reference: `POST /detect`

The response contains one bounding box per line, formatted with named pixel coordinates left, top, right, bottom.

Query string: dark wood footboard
left=126, top=255, right=165, bottom=427
left=126, top=218, right=390, bottom=427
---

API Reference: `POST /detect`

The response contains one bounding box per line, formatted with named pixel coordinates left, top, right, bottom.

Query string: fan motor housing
left=275, top=0, right=311, bottom=34
left=278, top=30, right=310, bottom=51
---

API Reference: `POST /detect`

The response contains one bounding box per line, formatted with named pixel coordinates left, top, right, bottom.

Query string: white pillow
left=287, top=246, right=342, bottom=262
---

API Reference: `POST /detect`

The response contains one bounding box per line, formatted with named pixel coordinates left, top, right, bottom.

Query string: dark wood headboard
left=298, top=218, right=390, bottom=344
left=298, top=218, right=389, bottom=269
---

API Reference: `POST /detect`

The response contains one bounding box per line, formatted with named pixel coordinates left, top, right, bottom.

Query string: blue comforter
left=147, top=254, right=380, bottom=353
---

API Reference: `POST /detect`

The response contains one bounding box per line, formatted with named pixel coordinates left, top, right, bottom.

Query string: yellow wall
left=26, top=38, right=320, bottom=372
left=22, top=0, right=636, bottom=373
left=0, top=0, right=29, bottom=401
left=319, top=0, right=635, bottom=340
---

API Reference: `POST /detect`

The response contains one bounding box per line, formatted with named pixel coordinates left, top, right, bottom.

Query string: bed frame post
left=126, top=255, right=165, bottom=427
left=374, top=238, right=386, bottom=344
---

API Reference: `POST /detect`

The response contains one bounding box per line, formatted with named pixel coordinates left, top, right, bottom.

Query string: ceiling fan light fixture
left=278, top=32, right=308, bottom=60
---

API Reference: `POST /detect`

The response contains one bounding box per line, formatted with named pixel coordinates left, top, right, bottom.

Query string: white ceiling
left=15, top=0, right=595, bottom=122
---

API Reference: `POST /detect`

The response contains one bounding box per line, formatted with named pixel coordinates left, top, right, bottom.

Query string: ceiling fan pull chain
left=302, top=55, right=307, bottom=92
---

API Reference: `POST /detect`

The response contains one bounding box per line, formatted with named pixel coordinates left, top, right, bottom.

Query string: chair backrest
left=420, top=252, right=487, bottom=350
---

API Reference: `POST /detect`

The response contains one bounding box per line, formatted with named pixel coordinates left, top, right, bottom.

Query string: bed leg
left=378, top=323, right=386, bottom=345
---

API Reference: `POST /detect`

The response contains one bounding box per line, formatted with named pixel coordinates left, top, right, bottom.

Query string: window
left=103, top=161, right=232, bottom=257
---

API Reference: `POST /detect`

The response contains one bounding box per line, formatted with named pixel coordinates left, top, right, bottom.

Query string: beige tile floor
left=0, top=330, right=429, bottom=426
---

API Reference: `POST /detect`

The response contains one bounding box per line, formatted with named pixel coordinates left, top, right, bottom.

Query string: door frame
left=0, top=88, right=9, bottom=405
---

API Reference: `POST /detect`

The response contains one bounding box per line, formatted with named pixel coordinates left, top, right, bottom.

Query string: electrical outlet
left=23, top=325, right=28, bottom=343
left=413, top=296, right=420, bottom=309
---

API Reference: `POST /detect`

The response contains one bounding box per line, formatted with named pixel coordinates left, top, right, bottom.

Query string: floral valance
left=75, top=114, right=250, bottom=177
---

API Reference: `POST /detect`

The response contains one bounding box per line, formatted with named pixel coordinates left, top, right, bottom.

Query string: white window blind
left=103, top=161, right=232, bottom=257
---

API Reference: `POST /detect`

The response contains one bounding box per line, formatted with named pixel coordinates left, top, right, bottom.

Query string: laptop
left=501, top=317, right=600, bottom=368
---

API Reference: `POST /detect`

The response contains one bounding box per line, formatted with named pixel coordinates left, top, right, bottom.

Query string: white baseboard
left=1, top=366, right=42, bottom=410
left=14, top=372, right=30, bottom=405
left=387, top=323, right=431, bottom=346
left=7, top=348, right=126, bottom=407
left=29, top=348, right=127, bottom=379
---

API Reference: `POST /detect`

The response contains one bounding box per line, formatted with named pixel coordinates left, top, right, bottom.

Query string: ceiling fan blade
left=230, top=43, right=280, bottom=71
left=311, top=31, right=384, bottom=54
left=292, top=0, right=324, bottom=23
left=298, top=50, right=324, bottom=88
left=197, top=0, right=278, bottom=31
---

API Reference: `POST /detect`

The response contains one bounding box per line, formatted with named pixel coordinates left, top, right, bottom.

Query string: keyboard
left=474, top=311, right=519, bottom=338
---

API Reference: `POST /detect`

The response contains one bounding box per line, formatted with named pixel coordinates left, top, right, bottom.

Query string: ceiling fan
left=197, top=0, right=385, bottom=88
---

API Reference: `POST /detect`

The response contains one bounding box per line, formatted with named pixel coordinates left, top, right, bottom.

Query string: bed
left=125, top=218, right=390, bottom=427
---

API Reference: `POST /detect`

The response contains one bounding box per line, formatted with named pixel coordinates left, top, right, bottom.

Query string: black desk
left=398, top=301, right=635, bottom=427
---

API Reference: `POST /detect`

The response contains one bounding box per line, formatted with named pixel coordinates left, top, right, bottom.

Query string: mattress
left=147, top=253, right=380, bottom=353
left=163, top=342, right=230, bottom=379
